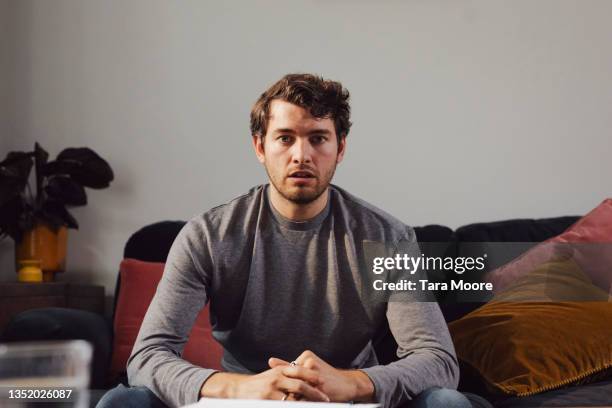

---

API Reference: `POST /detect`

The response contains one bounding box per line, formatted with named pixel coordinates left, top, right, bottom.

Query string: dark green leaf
left=34, top=142, right=49, bottom=197
left=0, top=152, right=34, bottom=207
left=0, top=195, right=32, bottom=241
left=45, top=175, right=87, bottom=206
left=0, top=151, right=34, bottom=180
left=0, top=179, right=24, bottom=207
left=40, top=200, right=79, bottom=229
left=56, top=148, right=114, bottom=189
left=34, top=142, right=49, bottom=167
left=0, top=195, right=21, bottom=239
left=43, top=160, right=81, bottom=176
left=0, top=186, right=20, bottom=208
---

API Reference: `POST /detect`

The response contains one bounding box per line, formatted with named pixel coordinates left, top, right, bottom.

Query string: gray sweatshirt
left=127, top=184, right=459, bottom=407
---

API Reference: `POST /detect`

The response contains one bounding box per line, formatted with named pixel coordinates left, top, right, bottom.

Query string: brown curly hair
left=250, top=73, right=352, bottom=144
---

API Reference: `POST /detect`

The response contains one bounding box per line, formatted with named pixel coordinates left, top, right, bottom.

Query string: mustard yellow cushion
left=449, top=258, right=612, bottom=397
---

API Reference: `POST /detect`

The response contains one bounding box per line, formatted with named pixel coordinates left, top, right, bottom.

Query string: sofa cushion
left=487, top=199, right=612, bottom=293
left=113, top=221, right=187, bottom=325
left=449, top=258, right=612, bottom=397
left=454, top=216, right=580, bottom=288
left=110, top=258, right=223, bottom=382
left=494, top=377, right=612, bottom=408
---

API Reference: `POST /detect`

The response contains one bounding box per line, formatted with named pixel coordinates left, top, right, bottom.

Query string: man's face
left=253, top=100, right=346, bottom=204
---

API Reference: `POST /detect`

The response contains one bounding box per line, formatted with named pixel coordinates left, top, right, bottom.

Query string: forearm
left=127, top=282, right=212, bottom=408
left=361, top=348, right=459, bottom=408
left=128, top=346, right=217, bottom=406
left=199, top=372, right=248, bottom=399
left=343, top=369, right=376, bottom=402
left=125, top=219, right=216, bottom=406
left=368, top=299, right=459, bottom=408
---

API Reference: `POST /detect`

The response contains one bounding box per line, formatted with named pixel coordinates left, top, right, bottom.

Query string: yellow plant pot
left=15, top=223, right=68, bottom=282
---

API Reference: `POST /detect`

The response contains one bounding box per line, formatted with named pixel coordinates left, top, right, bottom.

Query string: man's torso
left=187, top=184, right=413, bottom=373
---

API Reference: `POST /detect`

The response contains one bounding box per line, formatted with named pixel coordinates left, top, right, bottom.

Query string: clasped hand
left=268, top=349, right=371, bottom=402
left=200, top=350, right=374, bottom=402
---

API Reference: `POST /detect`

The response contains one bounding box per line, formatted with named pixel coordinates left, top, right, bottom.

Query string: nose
left=291, top=138, right=312, bottom=164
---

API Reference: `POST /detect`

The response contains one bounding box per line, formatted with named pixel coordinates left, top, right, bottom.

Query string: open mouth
left=289, top=171, right=315, bottom=179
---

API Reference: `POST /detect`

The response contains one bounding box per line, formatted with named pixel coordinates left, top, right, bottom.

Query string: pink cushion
left=487, top=198, right=612, bottom=293
left=110, top=258, right=223, bottom=380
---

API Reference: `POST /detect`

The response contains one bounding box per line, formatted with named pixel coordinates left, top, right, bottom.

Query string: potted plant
left=0, top=142, right=114, bottom=281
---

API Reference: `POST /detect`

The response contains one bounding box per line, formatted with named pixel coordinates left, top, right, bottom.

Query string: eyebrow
left=272, top=128, right=332, bottom=135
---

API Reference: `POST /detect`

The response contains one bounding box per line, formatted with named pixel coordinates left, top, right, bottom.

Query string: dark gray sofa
left=3, top=215, right=612, bottom=407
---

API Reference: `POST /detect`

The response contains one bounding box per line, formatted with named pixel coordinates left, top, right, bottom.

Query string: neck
left=268, top=185, right=329, bottom=221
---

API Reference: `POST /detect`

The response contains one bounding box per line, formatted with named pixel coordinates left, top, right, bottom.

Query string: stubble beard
left=265, top=163, right=337, bottom=205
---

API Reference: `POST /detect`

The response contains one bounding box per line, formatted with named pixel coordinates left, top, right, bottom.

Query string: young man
left=98, top=74, right=480, bottom=408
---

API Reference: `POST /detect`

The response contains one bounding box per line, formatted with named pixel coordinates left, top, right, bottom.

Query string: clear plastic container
left=0, top=340, right=92, bottom=407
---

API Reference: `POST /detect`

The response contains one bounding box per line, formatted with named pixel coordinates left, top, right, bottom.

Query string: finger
left=295, top=349, right=321, bottom=366
left=268, top=357, right=290, bottom=368
left=282, top=365, right=320, bottom=385
left=281, top=378, right=330, bottom=402
left=270, top=390, right=289, bottom=401
left=285, top=392, right=301, bottom=401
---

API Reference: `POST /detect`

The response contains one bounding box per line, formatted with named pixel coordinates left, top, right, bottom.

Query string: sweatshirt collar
left=265, top=184, right=331, bottom=231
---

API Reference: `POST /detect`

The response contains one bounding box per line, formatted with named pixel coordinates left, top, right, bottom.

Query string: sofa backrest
left=112, top=221, right=186, bottom=322
left=455, top=216, right=581, bottom=272
left=117, top=216, right=581, bottom=366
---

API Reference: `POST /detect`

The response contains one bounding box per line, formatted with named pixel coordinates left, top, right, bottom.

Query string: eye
left=278, top=135, right=292, bottom=144
left=311, top=135, right=327, bottom=144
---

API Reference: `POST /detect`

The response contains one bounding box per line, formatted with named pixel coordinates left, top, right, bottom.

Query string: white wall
left=2, top=0, right=611, bottom=293
left=0, top=0, right=16, bottom=277
left=0, top=0, right=11, bottom=152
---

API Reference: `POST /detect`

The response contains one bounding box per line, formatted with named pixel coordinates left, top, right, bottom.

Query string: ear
left=252, top=134, right=265, bottom=164
left=336, top=135, right=347, bottom=164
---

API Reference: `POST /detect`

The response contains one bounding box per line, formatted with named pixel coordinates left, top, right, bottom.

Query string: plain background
left=1, top=0, right=611, bottom=294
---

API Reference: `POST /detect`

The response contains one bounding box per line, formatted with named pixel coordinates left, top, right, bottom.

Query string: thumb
left=268, top=357, right=290, bottom=368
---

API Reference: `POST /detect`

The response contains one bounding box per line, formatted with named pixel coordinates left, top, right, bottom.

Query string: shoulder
left=329, top=185, right=416, bottom=244
left=203, top=185, right=265, bottom=223
left=185, top=185, right=265, bottom=239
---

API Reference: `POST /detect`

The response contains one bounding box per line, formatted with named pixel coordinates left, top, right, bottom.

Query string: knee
left=411, top=387, right=472, bottom=408
left=96, top=384, right=167, bottom=408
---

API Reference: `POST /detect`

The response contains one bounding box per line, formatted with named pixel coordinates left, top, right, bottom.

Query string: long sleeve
left=361, top=235, right=460, bottom=408
left=127, top=220, right=217, bottom=407
left=361, top=302, right=459, bottom=408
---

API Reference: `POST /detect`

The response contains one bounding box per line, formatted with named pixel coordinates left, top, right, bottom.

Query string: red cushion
left=110, top=258, right=223, bottom=380
left=487, top=198, right=612, bottom=293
